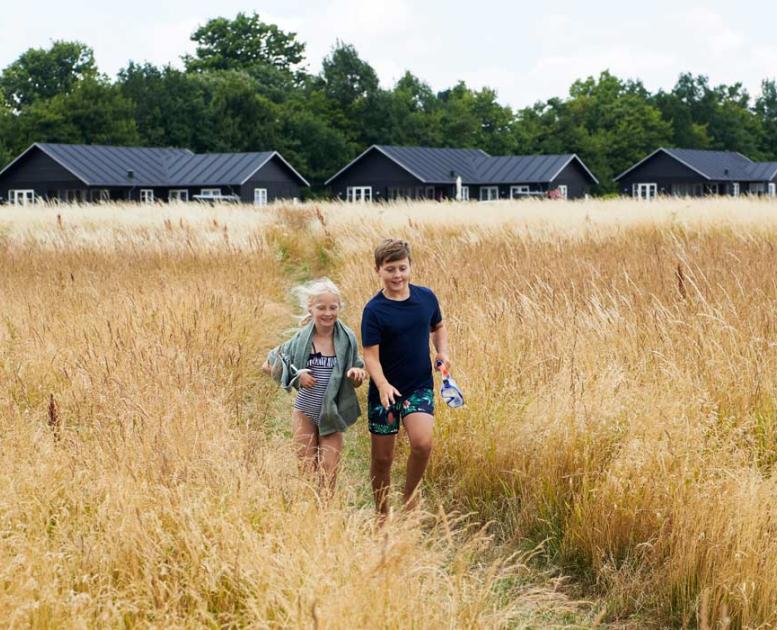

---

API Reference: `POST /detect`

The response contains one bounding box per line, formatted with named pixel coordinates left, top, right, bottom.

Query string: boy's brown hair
left=374, top=238, right=412, bottom=269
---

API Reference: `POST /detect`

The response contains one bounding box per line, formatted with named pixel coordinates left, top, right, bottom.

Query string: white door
left=479, top=186, right=499, bottom=201
left=633, top=183, right=657, bottom=200
left=347, top=186, right=372, bottom=202
left=769, top=183, right=776, bottom=198
left=254, top=188, right=268, bottom=205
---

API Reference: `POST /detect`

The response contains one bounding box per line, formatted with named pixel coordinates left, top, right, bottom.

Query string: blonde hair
left=291, top=277, right=342, bottom=326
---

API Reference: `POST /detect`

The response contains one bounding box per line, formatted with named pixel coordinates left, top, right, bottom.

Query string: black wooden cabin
left=614, top=148, right=777, bottom=200
left=325, top=145, right=598, bottom=202
left=0, top=143, right=309, bottom=205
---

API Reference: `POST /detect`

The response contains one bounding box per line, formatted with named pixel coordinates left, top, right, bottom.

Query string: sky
left=2, top=0, right=777, bottom=109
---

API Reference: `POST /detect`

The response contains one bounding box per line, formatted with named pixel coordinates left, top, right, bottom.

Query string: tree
left=0, top=41, right=97, bottom=110
left=755, top=79, right=777, bottom=159
left=118, top=62, right=212, bottom=150
left=9, top=78, right=138, bottom=150
left=321, top=42, right=379, bottom=109
left=184, top=12, right=305, bottom=77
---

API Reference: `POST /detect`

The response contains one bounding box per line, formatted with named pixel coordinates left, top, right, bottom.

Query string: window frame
left=140, top=189, right=154, bottom=203
left=479, top=186, right=499, bottom=201
left=253, top=188, right=268, bottom=206
left=346, top=186, right=372, bottom=202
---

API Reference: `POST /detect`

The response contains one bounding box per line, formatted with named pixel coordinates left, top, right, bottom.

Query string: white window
left=633, top=183, right=657, bottom=201
left=510, top=185, right=530, bottom=198
left=169, top=189, right=189, bottom=202
left=200, top=188, right=221, bottom=197
left=9, top=189, right=35, bottom=205
left=254, top=188, right=268, bottom=206
left=557, top=185, right=568, bottom=199
left=346, top=186, right=372, bottom=202
left=479, top=186, right=499, bottom=201
left=731, top=183, right=740, bottom=197
left=461, top=186, right=469, bottom=201
left=704, top=183, right=719, bottom=195
left=769, top=183, right=776, bottom=198
left=140, top=189, right=154, bottom=203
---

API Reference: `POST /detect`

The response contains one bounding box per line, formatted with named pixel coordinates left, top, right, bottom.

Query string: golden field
left=2, top=197, right=777, bottom=628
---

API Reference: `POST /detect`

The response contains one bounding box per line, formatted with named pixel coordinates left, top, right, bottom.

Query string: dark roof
left=0, top=143, right=309, bottom=187
left=471, top=154, right=598, bottom=184
left=325, top=145, right=597, bottom=185
left=614, top=148, right=777, bottom=182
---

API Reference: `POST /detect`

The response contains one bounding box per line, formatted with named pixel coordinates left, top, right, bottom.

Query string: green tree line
left=1, top=12, right=776, bottom=194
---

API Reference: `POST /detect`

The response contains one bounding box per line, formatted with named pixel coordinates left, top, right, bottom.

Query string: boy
left=361, top=238, right=449, bottom=515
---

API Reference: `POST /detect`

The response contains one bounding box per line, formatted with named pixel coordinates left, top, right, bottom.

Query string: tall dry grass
left=332, top=199, right=777, bottom=627
left=0, top=208, right=581, bottom=628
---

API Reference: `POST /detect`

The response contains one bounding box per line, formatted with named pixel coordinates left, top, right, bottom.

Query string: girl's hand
left=346, top=367, right=366, bottom=387
left=298, top=372, right=317, bottom=388
left=378, top=382, right=401, bottom=408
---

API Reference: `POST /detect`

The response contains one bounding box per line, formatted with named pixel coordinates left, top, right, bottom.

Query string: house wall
left=0, top=148, right=84, bottom=202
left=553, top=159, right=594, bottom=198
left=618, top=151, right=709, bottom=195
left=240, top=157, right=303, bottom=203
left=328, top=149, right=422, bottom=201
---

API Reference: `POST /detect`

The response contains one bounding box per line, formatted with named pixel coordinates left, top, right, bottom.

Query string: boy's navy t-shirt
left=361, top=284, right=442, bottom=400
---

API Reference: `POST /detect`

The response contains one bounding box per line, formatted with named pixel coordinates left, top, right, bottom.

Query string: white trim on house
left=200, top=188, right=221, bottom=197
left=169, top=189, right=189, bottom=202
left=346, top=186, right=372, bottom=202
left=254, top=188, right=268, bottom=205
left=461, top=186, right=470, bottom=201
left=770, top=183, right=776, bottom=198
left=557, top=184, right=568, bottom=199
left=479, top=186, right=499, bottom=201
left=548, top=154, right=600, bottom=184
left=731, top=182, right=740, bottom=197
left=325, top=145, right=428, bottom=185
left=614, top=148, right=712, bottom=182
left=510, top=185, right=530, bottom=198
left=238, top=151, right=310, bottom=187
left=0, top=143, right=91, bottom=185
left=140, top=189, right=154, bottom=203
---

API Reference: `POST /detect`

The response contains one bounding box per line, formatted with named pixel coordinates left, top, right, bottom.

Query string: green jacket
left=266, top=320, right=364, bottom=435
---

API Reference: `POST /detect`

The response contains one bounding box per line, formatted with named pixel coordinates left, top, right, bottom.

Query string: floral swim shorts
left=367, top=387, right=435, bottom=435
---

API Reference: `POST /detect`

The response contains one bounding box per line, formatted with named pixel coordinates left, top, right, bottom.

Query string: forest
left=1, top=12, right=776, bottom=193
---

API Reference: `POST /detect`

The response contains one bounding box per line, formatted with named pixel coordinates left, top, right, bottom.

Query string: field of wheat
left=2, top=197, right=777, bottom=628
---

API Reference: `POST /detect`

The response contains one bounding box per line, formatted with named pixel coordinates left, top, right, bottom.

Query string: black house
left=0, top=143, right=309, bottom=205
left=325, top=145, right=598, bottom=202
left=614, top=148, right=777, bottom=200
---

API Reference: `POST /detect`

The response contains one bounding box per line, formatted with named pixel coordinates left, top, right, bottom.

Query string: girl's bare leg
left=292, top=409, right=319, bottom=476
left=318, top=431, right=344, bottom=494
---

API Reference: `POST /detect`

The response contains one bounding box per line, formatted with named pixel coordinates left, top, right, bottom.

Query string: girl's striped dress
left=294, top=346, right=337, bottom=424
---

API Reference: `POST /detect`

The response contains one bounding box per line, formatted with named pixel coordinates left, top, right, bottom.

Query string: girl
left=263, top=278, right=366, bottom=491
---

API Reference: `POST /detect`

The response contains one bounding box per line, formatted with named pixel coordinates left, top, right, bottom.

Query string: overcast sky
left=2, top=0, right=776, bottom=109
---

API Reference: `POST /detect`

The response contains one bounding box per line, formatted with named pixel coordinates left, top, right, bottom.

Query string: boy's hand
left=298, top=372, right=317, bottom=388
left=346, top=367, right=366, bottom=387
left=378, top=382, right=401, bottom=408
left=434, top=352, right=451, bottom=371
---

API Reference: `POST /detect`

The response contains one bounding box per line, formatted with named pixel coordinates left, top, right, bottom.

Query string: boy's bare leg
left=402, top=413, right=434, bottom=510
left=318, top=431, right=344, bottom=494
left=370, top=433, right=397, bottom=517
left=292, top=409, right=319, bottom=476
